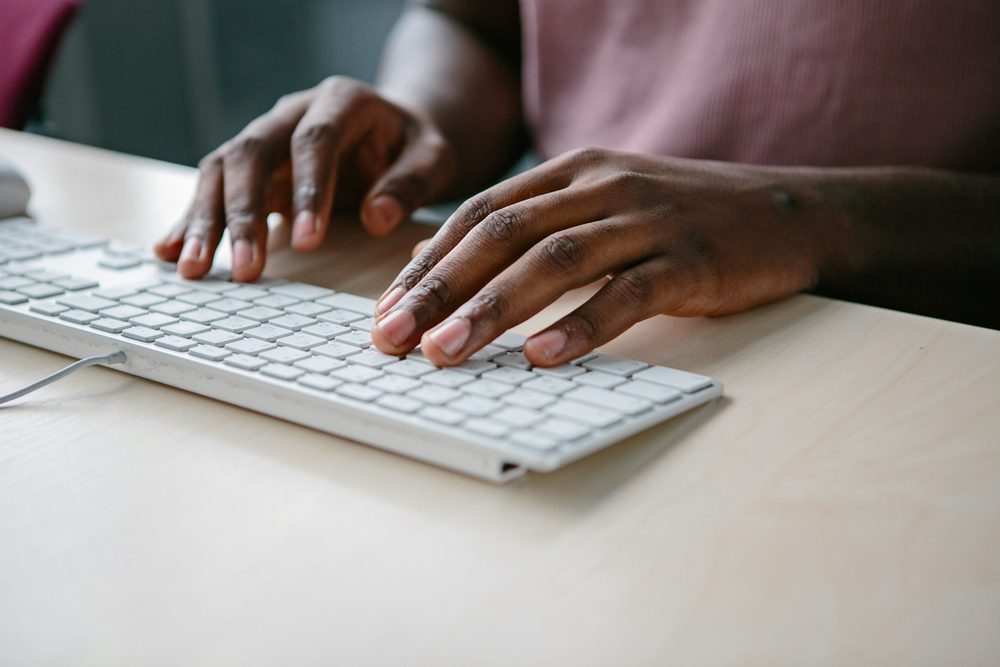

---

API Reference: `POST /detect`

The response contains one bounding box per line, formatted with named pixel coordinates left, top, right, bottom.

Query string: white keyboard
left=0, top=218, right=723, bottom=482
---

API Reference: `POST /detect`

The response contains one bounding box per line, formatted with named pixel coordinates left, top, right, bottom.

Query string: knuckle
left=224, top=133, right=268, bottom=159
left=562, top=146, right=607, bottom=167
left=398, top=253, right=436, bottom=290
left=198, top=152, right=223, bottom=172
left=224, top=205, right=256, bottom=230
left=382, top=171, right=431, bottom=208
left=613, top=271, right=652, bottom=307
left=540, top=232, right=584, bottom=271
left=454, top=195, right=494, bottom=231
left=292, top=121, right=336, bottom=148
left=466, top=289, right=508, bottom=322
left=562, top=309, right=601, bottom=342
left=480, top=208, right=524, bottom=243
left=293, top=180, right=318, bottom=209
left=411, top=275, right=453, bottom=311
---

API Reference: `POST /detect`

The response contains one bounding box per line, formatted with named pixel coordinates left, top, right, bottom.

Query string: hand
left=153, top=76, right=456, bottom=282
left=371, top=147, right=845, bottom=366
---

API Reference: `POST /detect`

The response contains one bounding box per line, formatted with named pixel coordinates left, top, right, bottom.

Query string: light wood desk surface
left=1, top=129, right=999, bottom=666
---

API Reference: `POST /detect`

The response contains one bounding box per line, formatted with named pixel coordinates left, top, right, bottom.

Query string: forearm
left=796, top=167, right=1000, bottom=327
left=376, top=5, right=525, bottom=198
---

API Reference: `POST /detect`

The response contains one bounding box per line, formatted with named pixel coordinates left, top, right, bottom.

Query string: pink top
left=520, top=0, right=1000, bottom=171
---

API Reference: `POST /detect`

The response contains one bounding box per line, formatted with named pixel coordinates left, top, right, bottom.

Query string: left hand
left=370, top=147, right=846, bottom=366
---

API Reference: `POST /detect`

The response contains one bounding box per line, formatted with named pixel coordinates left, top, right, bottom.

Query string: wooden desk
left=2, top=129, right=999, bottom=666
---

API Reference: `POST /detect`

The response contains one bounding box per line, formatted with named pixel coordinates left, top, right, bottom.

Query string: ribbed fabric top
left=520, top=0, right=1000, bottom=171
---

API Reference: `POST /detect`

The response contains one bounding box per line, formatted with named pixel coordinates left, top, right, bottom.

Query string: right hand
left=153, top=76, right=456, bottom=282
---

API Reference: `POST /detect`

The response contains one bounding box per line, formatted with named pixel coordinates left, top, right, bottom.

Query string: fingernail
left=293, top=210, right=316, bottom=244
left=233, top=238, right=253, bottom=270
left=427, top=318, right=471, bottom=359
left=375, top=286, right=405, bottom=316
left=375, top=308, right=416, bottom=347
left=180, top=237, right=202, bottom=263
left=529, top=329, right=566, bottom=364
left=371, top=195, right=403, bottom=232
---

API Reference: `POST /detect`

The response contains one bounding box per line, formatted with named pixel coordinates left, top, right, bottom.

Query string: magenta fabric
left=0, top=0, right=80, bottom=129
left=520, top=0, right=1000, bottom=171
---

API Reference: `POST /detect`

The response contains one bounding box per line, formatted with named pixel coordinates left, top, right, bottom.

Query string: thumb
left=360, top=133, right=453, bottom=237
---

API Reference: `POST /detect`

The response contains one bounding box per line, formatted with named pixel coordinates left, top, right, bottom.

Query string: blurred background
left=39, top=0, right=406, bottom=166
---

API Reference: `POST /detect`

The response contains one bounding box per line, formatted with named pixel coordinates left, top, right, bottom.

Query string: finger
left=171, top=154, right=226, bottom=278
left=374, top=159, right=575, bottom=315
left=154, top=152, right=224, bottom=264
left=370, top=187, right=607, bottom=354
left=289, top=79, right=383, bottom=251
left=411, top=239, right=430, bottom=258
left=523, top=255, right=694, bottom=366
left=359, top=129, right=453, bottom=237
left=417, top=218, right=664, bottom=365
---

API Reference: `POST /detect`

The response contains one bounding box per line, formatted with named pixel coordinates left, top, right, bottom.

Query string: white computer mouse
left=0, top=161, right=31, bottom=219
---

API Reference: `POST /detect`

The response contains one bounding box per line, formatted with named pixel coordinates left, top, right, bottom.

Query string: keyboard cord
left=0, top=351, right=127, bottom=406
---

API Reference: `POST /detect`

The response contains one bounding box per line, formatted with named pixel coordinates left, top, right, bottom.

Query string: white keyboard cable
left=0, top=351, right=127, bottom=406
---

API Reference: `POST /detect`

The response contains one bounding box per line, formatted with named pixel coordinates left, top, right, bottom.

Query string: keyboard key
left=493, top=406, right=545, bottom=427
left=130, top=312, right=178, bottom=329
left=384, top=359, right=435, bottom=378
left=402, top=348, right=435, bottom=365
left=260, top=346, right=309, bottom=364
left=316, top=292, right=376, bottom=315
left=534, top=363, right=586, bottom=379
left=350, top=349, right=399, bottom=368
left=211, top=316, right=257, bottom=333
left=491, top=331, right=527, bottom=350
left=161, top=321, right=210, bottom=337
left=177, top=291, right=217, bottom=306
left=120, top=293, right=165, bottom=308
left=149, top=300, right=196, bottom=316
left=188, top=344, right=231, bottom=361
left=222, top=285, right=268, bottom=301
left=546, top=399, right=621, bottom=428
left=254, top=293, right=300, bottom=309
left=206, top=297, right=252, bottom=314
left=376, top=395, right=423, bottom=414
left=572, top=371, right=626, bottom=389
left=468, top=344, right=505, bottom=361
left=90, top=317, right=131, bottom=333
left=98, top=255, right=142, bottom=270
left=284, top=302, right=330, bottom=317
left=350, top=317, right=375, bottom=332
left=276, top=332, right=326, bottom=351
left=260, top=363, right=303, bottom=380
left=294, top=355, right=345, bottom=374
left=615, top=380, right=682, bottom=404
left=631, top=366, right=713, bottom=393
left=464, top=418, right=511, bottom=438
left=0, top=290, right=28, bottom=304
left=181, top=308, right=227, bottom=324
left=501, top=389, right=556, bottom=410
left=60, top=309, right=99, bottom=324
left=236, top=305, right=282, bottom=322
left=451, top=360, right=497, bottom=376
left=462, top=379, right=512, bottom=399
left=330, top=365, right=382, bottom=384
left=335, top=330, right=371, bottom=348
left=494, top=351, right=532, bottom=369
left=481, top=367, right=535, bottom=385
left=537, top=419, right=589, bottom=442
left=311, top=341, right=362, bottom=360
left=450, top=395, right=501, bottom=417
left=269, top=314, right=315, bottom=330
left=222, top=335, right=273, bottom=358
left=0, top=276, right=34, bottom=289
left=269, top=283, right=333, bottom=300
left=564, top=386, right=651, bottom=416
left=317, top=308, right=364, bottom=325
left=422, top=368, right=474, bottom=387
left=17, top=283, right=63, bottom=299
left=23, top=269, right=68, bottom=281
left=193, top=330, right=242, bottom=346
left=297, top=373, right=341, bottom=391
left=369, top=375, right=422, bottom=394
left=224, top=354, right=267, bottom=371
left=336, top=383, right=382, bottom=402
left=122, top=326, right=164, bottom=342
left=51, top=277, right=99, bottom=291
left=154, top=335, right=198, bottom=352
left=58, top=294, right=116, bottom=312
left=300, top=322, right=350, bottom=339
left=581, top=355, right=649, bottom=377
left=419, top=406, right=465, bottom=426
left=30, top=301, right=68, bottom=316
left=146, top=283, right=191, bottom=298
left=92, top=286, right=137, bottom=300
left=100, top=304, right=147, bottom=321
left=521, top=376, right=575, bottom=395
left=509, top=431, right=559, bottom=452
left=408, top=384, right=460, bottom=405
left=243, top=324, right=294, bottom=341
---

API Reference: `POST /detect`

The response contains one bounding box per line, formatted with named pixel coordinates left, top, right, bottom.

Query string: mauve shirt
left=520, top=0, right=1000, bottom=171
